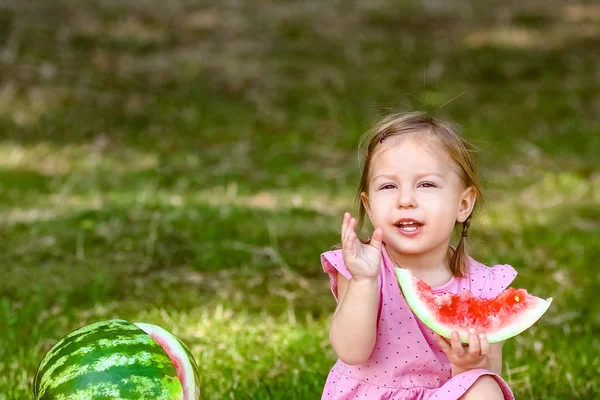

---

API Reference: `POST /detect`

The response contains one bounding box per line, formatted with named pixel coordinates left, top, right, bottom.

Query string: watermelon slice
left=395, top=268, right=552, bottom=343
left=33, top=319, right=200, bottom=400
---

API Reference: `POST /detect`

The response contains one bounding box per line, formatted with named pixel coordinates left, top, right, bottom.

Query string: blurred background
left=0, top=0, right=598, bottom=398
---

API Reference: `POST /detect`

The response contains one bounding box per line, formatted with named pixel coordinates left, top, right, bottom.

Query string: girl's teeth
left=400, top=226, right=418, bottom=231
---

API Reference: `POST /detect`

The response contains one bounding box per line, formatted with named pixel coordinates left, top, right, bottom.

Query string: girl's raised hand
left=341, top=212, right=383, bottom=281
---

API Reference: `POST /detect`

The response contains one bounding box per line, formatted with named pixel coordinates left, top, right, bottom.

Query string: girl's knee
left=460, top=375, right=505, bottom=400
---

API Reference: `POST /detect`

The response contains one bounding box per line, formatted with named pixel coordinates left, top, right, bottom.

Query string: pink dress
left=321, top=245, right=516, bottom=400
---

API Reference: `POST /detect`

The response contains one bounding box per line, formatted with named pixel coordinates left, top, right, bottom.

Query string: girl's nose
left=396, top=189, right=416, bottom=209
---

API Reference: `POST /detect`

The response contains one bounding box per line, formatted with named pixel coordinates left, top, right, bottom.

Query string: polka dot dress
left=321, top=246, right=516, bottom=400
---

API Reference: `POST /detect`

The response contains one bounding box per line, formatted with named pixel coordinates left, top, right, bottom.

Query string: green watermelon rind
left=33, top=319, right=184, bottom=400
left=395, top=267, right=553, bottom=344
left=134, top=322, right=200, bottom=400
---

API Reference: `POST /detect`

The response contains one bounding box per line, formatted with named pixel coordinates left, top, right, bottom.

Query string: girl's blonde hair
left=356, top=111, right=484, bottom=278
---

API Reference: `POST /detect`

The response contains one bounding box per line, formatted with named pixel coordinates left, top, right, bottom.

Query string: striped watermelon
left=33, top=319, right=200, bottom=399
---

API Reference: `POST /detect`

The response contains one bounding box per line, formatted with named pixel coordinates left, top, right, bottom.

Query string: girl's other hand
left=341, top=212, right=383, bottom=281
left=435, top=330, right=490, bottom=375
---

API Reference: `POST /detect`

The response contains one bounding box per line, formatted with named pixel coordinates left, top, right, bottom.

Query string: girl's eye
left=380, top=184, right=396, bottom=190
left=419, top=182, right=436, bottom=188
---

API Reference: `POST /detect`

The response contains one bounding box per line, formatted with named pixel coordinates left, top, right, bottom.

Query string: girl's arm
left=485, top=342, right=503, bottom=375
left=329, top=273, right=379, bottom=365
left=329, top=214, right=383, bottom=365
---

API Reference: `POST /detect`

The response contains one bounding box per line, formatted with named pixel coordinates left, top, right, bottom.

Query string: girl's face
left=362, top=135, right=476, bottom=256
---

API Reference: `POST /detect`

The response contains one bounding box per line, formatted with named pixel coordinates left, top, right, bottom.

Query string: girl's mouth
left=394, top=221, right=423, bottom=236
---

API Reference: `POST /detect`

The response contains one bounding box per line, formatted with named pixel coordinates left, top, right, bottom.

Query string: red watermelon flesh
left=396, top=268, right=552, bottom=343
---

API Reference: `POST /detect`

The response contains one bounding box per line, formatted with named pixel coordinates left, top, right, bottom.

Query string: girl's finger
left=479, top=334, right=490, bottom=356
left=342, top=214, right=355, bottom=245
left=347, top=218, right=357, bottom=242
left=342, top=220, right=356, bottom=252
left=341, top=212, right=350, bottom=240
left=435, top=334, right=452, bottom=354
left=450, top=331, right=466, bottom=357
left=370, top=227, right=383, bottom=249
left=467, top=329, right=481, bottom=356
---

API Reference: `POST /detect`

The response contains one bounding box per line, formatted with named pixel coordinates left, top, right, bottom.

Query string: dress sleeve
left=321, top=249, right=352, bottom=302
left=477, top=264, right=518, bottom=299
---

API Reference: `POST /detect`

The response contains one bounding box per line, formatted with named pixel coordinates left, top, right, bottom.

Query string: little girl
left=321, top=112, right=516, bottom=399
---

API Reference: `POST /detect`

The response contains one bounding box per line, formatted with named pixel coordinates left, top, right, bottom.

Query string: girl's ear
left=457, top=186, right=477, bottom=223
left=360, top=192, right=372, bottom=222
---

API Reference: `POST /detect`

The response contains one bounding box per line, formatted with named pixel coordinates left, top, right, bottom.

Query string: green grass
left=1, top=0, right=599, bottom=398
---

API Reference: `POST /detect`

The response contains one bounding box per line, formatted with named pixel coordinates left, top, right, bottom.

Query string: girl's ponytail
left=450, top=214, right=472, bottom=277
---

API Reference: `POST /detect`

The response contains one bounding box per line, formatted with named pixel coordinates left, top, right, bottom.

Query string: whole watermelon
left=33, top=319, right=200, bottom=399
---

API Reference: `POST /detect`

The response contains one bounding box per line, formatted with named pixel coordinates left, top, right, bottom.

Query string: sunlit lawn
left=1, top=1, right=599, bottom=399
